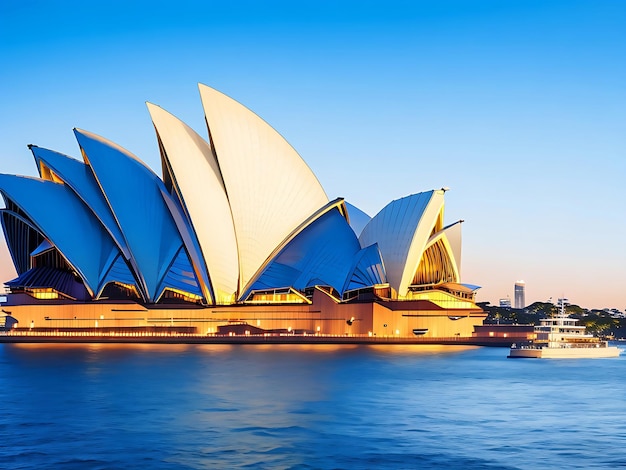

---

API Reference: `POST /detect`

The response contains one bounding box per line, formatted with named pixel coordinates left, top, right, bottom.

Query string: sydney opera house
left=0, top=85, right=485, bottom=341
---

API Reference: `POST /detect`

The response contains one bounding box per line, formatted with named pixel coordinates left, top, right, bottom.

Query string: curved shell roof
left=425, top=221, right=463, bottom=279
left=147, top=103, right=238, bottom=304
left=0, top=85, right=470, bottom=306
left=342, top=243, right=387, bottom=293
left=199, top=84, right=329, bottom=295
left=359, top=190, right=446, bottom=297
left=73, top=129, right=196, bottom=303
left=0, top=174, right=122, bottom=297
left=30, top=146, right=129, bottom=259
left=442, top=221, right=462, bottom=274
left=243, top=206, right=361, bottom=298
left=344, top=202, right=371, bottom=238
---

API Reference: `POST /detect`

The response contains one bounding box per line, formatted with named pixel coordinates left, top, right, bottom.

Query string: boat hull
left=508, top=345, right=621, bottom=359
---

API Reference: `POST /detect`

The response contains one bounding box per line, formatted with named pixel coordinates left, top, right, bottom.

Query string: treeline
left=478, top=301, right=626, bottom=338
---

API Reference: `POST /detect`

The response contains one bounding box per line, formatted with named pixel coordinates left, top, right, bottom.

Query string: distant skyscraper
left=515, top=281, right=526, bottom=309
left=499, top=297, right=511, bottom=309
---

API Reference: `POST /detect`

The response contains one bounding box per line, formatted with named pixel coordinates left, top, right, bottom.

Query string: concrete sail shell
left=73, top=129, right=199, bottom=303
left=422, top=221, right=463, bottom=281
left=30, top=146, right=129, bottom=259
left=156, top=246, right=204, bottom=301
left=99, top=253, right=140, bottom=297
left=243, top=207, right=361, bottom=297
left=359, top=190, right=445, bottom=297
left=199, top=84, right=329, bottom=294
left=442, top=221, right=462, bottom=275
left=241, top=198, right=350, bottom=299
left=414, top=234, right=459, bottom=285
left=147, top=103, right=238, bottom=304
left=342, top=243, right=387, bottom=293
left=158, top=186, right=214, bottom=304
left=0, top=174, right=121, bottom=297
left=344, top=202, right=371, bottom=237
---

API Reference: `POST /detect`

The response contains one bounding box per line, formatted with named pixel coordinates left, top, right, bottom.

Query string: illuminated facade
left=0, top=85, right=485, bottom=339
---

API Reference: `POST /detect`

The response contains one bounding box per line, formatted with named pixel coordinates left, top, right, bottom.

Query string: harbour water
left=1, top=343, right=624, bottom=469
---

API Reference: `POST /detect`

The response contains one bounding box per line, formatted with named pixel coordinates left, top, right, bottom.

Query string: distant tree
left=525, top=302, right=557, bottom=317
left=565, top=304, right=586, bottom=316
left=478, top=300, right=626, bottom=336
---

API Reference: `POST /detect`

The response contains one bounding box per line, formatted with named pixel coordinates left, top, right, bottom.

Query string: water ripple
left=1, top=344, right=625, bottom=469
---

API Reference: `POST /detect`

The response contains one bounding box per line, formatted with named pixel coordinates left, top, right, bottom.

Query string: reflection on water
left=366, top=344, right=479, bottom=355
left=1, top=343, right=625, bottom=469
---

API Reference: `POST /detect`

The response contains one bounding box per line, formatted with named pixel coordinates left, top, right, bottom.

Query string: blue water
left=1, top=343, right=625, bottom=469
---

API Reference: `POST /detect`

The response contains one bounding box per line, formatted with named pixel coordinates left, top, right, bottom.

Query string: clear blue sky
left=1, top=0, right=624, bottom=309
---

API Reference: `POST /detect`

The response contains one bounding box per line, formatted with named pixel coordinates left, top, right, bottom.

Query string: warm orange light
left=162, top=287, right=202, bottom=302
left=29, top=288, right=59, bottom=300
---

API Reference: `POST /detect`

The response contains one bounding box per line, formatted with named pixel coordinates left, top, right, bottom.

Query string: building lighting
left=0, top=85, right=485, bottom=341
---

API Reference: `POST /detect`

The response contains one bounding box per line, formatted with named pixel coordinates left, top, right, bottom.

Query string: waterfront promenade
left=0, top=331, right=513, bottom=346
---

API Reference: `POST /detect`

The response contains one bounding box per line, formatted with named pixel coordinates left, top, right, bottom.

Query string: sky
left=0, top=0, right=624, bottom=309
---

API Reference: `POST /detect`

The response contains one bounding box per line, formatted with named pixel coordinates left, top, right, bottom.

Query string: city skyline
left=1, top=1, right=624, bottom=309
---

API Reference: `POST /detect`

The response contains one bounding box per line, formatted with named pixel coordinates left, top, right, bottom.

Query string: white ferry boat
left=508, top=298, right=621, bottom=359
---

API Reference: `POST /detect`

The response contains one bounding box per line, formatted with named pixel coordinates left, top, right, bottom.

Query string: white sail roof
left=359, top=190, right=445, bottom=297
left=440, top=221, right=463, bottom=276
left=199, top=84, right=329, bottom=294
left=344, top=201, right=371, bottom=237
left=74, top=128, right=200, bottom=303
left=147, top=103, right=239, bottom=304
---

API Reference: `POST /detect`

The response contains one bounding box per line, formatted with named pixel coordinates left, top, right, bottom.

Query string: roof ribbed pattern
left=199, top=84, right=329, bottom=295
left=420, top=221, right=462, bottom=283
left=243, top=207, right=361, bottom=298
left=156, top=246, right=203, bottom=301
left=147, top=103, right=238, bottom=304
left=30, top=146, right=129, bottom=259
left=342, top=243, right=387, bottom=293
left=0, top=174, right=122, bottom=297
left=99, top=253, right=139, bottom=297
left=0, top=85, right=471, bottom=306
left=359, top=190, right=445, bottom=297
left=74, top=129, right=196, bottom=303
left=7, top=266, right=91, bottom=300
left=241, top=198, right=349, bottom=299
